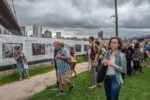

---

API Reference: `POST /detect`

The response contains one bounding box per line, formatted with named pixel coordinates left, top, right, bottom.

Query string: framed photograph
left=75, top=44, right=81, bottom=52
left=2, top=43, right=23, bottom=59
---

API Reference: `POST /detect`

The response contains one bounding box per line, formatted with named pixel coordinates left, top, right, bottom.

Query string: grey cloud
left=8, top=0, right=150, bottom=30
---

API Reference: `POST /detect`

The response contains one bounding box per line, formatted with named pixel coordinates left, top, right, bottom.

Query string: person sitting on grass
left=55, top=42, right=73, bottom=96
left=15, top=46, right=30, bottom=81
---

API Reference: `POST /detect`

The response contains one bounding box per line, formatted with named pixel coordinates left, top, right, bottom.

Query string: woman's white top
left=106, top=57, right=116, bottom=75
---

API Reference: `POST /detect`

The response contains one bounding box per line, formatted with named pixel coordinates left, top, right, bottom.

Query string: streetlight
left=114, top=0, right=118, bottom=37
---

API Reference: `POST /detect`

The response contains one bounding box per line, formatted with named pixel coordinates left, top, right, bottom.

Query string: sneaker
left=19, top=77, right=22, bottom=81
left=56, top=91, right=65, bottom=96
left=68, top=86, right=74, bottom=93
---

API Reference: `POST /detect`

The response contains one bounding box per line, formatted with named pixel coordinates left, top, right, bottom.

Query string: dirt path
left=0, top=62, right=88, bottom=100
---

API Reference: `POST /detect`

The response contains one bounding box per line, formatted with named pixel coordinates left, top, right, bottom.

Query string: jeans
left=16, top=61, right=29, bottom=77
left=104, top=75, right=121, bottom=100
left=88, top=58, right=91, bottom=67
left=133, top=61, right=140, bottom=71
left=91, top=61, right=97, bottom=85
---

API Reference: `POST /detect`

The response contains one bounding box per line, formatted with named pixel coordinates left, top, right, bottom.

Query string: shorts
left=70, top=62, right=76, bottom=70
left=58, top=70, right=71, bottom=84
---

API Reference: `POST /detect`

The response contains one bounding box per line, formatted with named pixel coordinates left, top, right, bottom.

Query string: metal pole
left=115, top=0, right=118, bottom=37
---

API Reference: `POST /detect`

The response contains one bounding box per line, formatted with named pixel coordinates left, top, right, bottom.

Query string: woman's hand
left=15, top=56, right=19, bottom=60
left=102, top=59, right=109, bottom=65
left=92, top=62, right=97, bottom=67
left=107, top=61, right=117, bottom=68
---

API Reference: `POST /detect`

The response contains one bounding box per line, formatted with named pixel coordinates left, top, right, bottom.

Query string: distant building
left=82, top=38, right=88, bottom=41
left=43, top=30, right=52, bottom=38
left=20, top=26, right=26, bottom=36
left=56, top=32, right=61, bottom=39
left=64, top=37, right=70, bottom=40
left=33, top=24, right=42, bottom=37
left=98, top=31, right=103, bottom=39
left=71, top=37, right=78, bottom=40
left=101, top=38, right=109, bottom=44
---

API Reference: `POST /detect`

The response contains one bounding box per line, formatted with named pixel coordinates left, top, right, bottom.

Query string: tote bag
left=96, top=64, right=108, bottom=83
left=24, top=63, right=29, bottom=69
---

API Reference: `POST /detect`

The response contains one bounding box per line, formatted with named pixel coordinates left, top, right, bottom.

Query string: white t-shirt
left=106, top=58, right=116, bottom=75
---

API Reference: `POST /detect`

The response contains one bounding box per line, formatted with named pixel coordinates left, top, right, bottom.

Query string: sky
left=8, top=0, right=150, bottom=38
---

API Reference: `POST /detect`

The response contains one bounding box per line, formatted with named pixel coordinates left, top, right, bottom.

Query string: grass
left=0, top=65, right=55, bottom=85
left=77, top=55, right=87, bottom=63
left=31, top=67, right=150, bottom=100
left=0, top=56, right=87, bottom=85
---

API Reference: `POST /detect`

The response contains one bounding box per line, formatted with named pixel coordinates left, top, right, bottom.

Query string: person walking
left=103, top=37, right=126, bottom=100
left=68, top=46, right=77, bottom=76
left=55, top=42, right=73, bottom=96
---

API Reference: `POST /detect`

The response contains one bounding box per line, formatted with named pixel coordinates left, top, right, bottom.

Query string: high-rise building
left=98, top=31, right=103, bottom=39
left=56, top=32, right=61, bottom=39
left=33, top=24, right=42, bottom=37
left=20, top=26, right=26, bottom=36
left=43, top=30, right=52, bottom=38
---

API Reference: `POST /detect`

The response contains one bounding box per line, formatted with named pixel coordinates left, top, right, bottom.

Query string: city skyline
left=8, top=0, right=150, bottom=38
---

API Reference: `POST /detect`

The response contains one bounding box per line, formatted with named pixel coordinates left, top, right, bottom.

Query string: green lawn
left=31, top=67, right=150, bottom=100
left=0, top=56, right=87, bottom=86
left=77, top=55, right=87, bottom=63
left=0, top=65, right=55, bottom=85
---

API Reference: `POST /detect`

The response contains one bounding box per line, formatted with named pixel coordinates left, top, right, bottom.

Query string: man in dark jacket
left=124, top=40, right=133, bottom=76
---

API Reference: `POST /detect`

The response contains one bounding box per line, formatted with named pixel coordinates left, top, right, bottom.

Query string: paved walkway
left=0, top=62, right=88, bottom=100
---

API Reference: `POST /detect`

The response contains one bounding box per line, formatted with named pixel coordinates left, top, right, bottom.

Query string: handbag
left=96, top=64, right=108, bottom=83
left=24, top=63, right=29, bottom=69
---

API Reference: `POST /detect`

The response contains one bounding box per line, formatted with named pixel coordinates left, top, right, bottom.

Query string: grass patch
left=31, top=67, right=150, bottom=100
left=0, top=56, right=87, bottom=85
left=77, top=56, right=87, bottom=64
left=0, top=65, right=55, bottom=85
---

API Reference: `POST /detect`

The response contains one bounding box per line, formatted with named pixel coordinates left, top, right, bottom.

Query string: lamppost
left=114, top=0, right=118, bottom=37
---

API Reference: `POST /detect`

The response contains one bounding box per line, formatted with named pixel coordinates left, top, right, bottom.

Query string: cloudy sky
left=8, top=0, right=150, bottom=38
